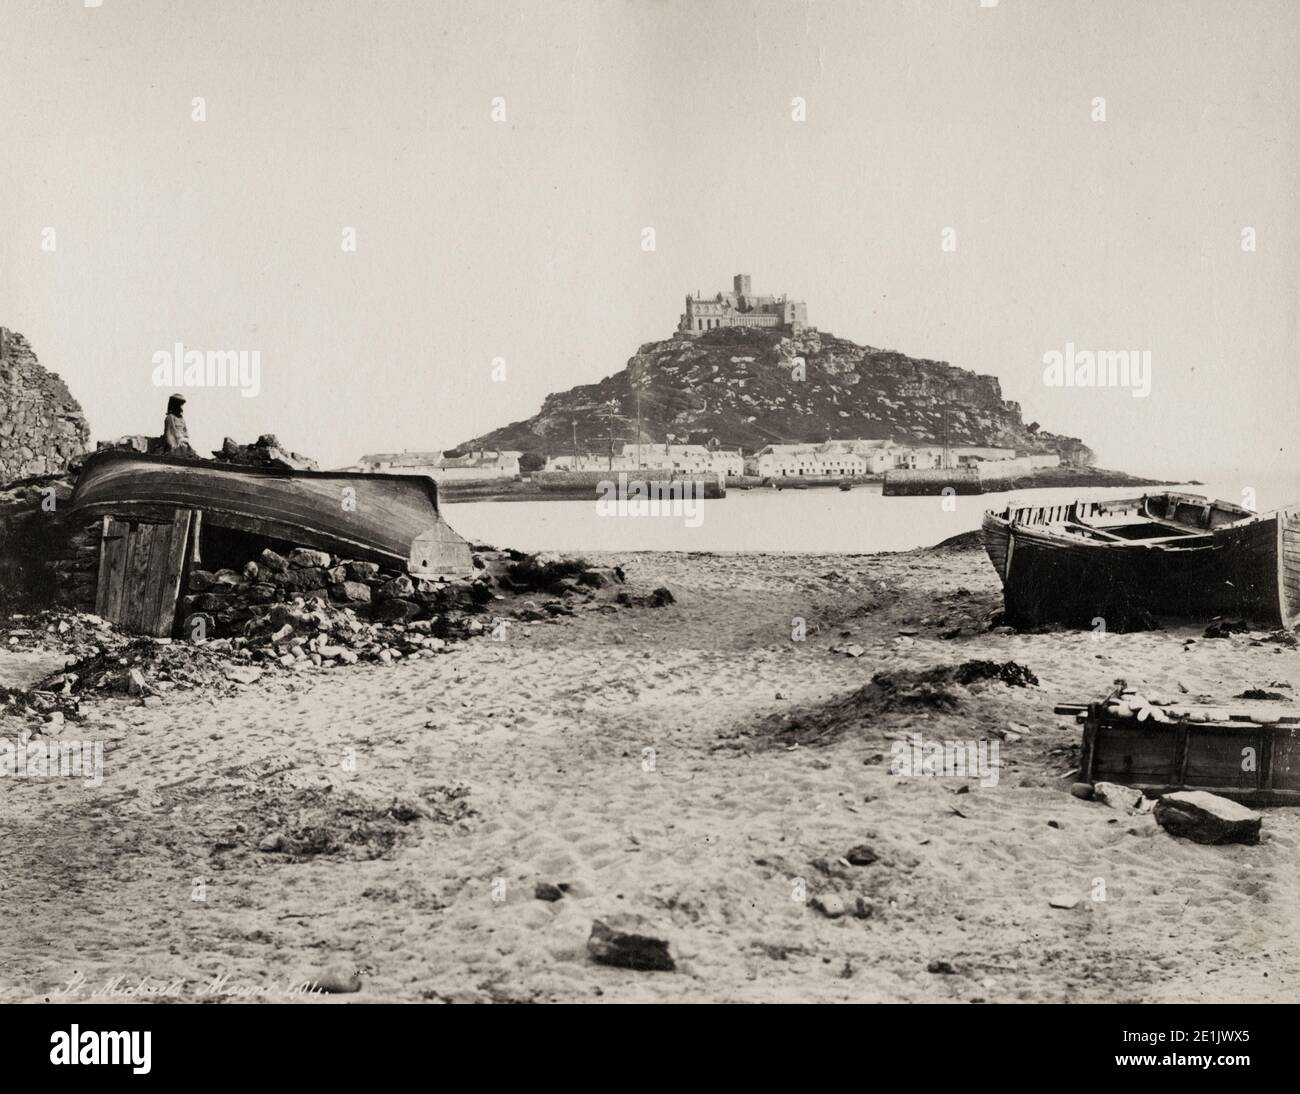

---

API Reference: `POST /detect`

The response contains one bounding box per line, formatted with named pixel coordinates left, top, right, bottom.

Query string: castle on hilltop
left=678, top=274, right=808, bottom=336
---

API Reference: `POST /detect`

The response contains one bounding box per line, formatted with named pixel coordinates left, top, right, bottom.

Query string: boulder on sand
left=1092, top=781, right=1152, bottom=813
left=587, top=918, right=675, bottom=972
left=1153, top=791, right=1261, bottom=845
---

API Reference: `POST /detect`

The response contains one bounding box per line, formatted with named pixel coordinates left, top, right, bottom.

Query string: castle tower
left=733, top=273, right=752, bottom=298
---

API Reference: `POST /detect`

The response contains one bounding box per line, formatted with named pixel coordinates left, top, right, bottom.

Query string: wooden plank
left=1078, top=707, right=1099, bottom=783
left=139, top=518, right=175, bottom=634
left=95, top=517, right=130, bottom=621
left=1270, top=728, right=1300, bottom=792
left=119, top=522, right=140, bottom=633
left=1259, top=727, right=1275, bottom=791
left=123, top=521, right=155, bottom=634
left=1093, top=723, right=1179, bottom=783
left=190, top=510, right=203, bottom=564
left=148, top=509, right=193, bottom=636
left=1173, top=723, right=1190, bottom=786
left=1185, top=729, right=1259, bottom=790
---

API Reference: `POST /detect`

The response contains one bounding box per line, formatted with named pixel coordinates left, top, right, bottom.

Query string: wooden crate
left=1077, top=699, right=1300, bottom=805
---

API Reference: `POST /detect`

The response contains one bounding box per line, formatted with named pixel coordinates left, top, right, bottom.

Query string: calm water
left=446, top=473, right=1300, bottom=555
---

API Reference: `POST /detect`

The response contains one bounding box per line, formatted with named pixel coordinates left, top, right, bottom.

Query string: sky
left=2, top=0, right=1298, bottom=479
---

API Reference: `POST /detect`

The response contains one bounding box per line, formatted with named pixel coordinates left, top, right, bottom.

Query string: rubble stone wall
left=0, top=480, right=80, bottom=611
left=0, top=328, right=91, bottom=483
left=50, top=518, right=100, bottom=612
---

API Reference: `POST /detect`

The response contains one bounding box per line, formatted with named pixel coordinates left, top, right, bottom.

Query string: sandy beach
left=2, top=540, right=1297, bottom=1004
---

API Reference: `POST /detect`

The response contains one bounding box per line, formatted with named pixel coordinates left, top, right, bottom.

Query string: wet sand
left=2, top=543, right=1298, bottom=1003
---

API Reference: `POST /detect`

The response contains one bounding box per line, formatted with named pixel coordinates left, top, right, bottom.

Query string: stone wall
left=881, top=467, right=983, bottom=495
left=974, top=456, right=1036, bottom=481
left=0, top=327, right=91, bottom=484
left=0, top=479, right=77, bottom=611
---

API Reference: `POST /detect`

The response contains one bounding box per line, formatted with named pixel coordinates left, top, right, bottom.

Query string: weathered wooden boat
left=1058, top=686, right=1300, bottom=805
left=66, top=450, right=472, bottom=572
left=982, top=492, right=1300, bottom=630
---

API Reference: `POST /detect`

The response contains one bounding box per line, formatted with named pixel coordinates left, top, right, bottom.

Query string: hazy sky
left=3, top=0, right=1297, bottom=478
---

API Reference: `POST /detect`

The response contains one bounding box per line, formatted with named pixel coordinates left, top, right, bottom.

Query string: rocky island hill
left=460, top=326, right=1098, bottom=470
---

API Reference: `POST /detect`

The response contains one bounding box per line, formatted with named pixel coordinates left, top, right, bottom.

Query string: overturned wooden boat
left=982, top=492, right=1300, bottom=630
left=66, top=450, right=473, bottom=572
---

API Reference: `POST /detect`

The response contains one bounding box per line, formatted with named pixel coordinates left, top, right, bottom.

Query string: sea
left=445, top=472, right=1300, bottom=555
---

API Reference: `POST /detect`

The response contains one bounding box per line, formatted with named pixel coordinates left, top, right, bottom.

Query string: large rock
left=288, top=548, right=332, bottom=569
left=378, top=575, right=415, bottom=600
left=375, top=598, right=421, bottom=624
left=245, top=582, right=278, bottom=603
left=577, top=567, right=623, bottom=589
left=331, top=580, right=372, bottom=605
left=587, top=918, right=675, bottom=972
left=272, top=566, right=329, bottom=592
left=212, top=434, right=318, bottom=471
left=259, top=548, right=290, bottom=574
left=1154, top=791, right=1262, bottom=845
left=1092, top=781, right=1152, bottom=814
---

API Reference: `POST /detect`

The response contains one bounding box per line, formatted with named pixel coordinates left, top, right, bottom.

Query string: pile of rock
left=177, top=545, right=506, bottom=669
left=94, top=434, right=159, bottom=456
left=176, top=547, right=652, bottom=670
left=0, top=328, right=90, bottom=482
left=493, top=551, right=629, bottom=620
left=184, top=547, right=491, bottom=632
left=212, top=434, right=318, bottom=471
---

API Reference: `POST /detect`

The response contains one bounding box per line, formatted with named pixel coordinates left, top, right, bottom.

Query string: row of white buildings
left=548, top=440, right=1059, bottom=479
left=352, top=439, right=1060, bottom=482
left=745, top=440, right=1057, bottom=478
left=354, top=449, right=522, bottom=480
left=544, top=444, right=745, bottom=477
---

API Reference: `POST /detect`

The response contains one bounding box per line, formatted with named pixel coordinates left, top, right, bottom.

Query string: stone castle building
left=678, top=275, right=808, bottom=336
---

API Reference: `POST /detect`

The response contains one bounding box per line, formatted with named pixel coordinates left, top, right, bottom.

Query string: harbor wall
left=975, top=456, right=1036, bottom=481
left=533, top=470, right=727, bottom=499
left=883, top=467, right=983, bottom=496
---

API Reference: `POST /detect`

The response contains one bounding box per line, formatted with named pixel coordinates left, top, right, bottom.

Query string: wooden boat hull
left=66, top=451, right=472, bottom=571
left=981, top=494, right=1300, bottom=630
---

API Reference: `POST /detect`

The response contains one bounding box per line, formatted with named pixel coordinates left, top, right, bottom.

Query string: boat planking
left=66, top=450, right=473, bottom=572
left=981, top=492, right=1300, bottom=630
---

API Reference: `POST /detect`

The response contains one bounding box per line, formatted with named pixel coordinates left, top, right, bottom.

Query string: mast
left=635, top=383, right=643, bottom=469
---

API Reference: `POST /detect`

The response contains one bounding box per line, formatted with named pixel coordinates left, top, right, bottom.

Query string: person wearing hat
left=162, top=393, right=197, bottom=457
